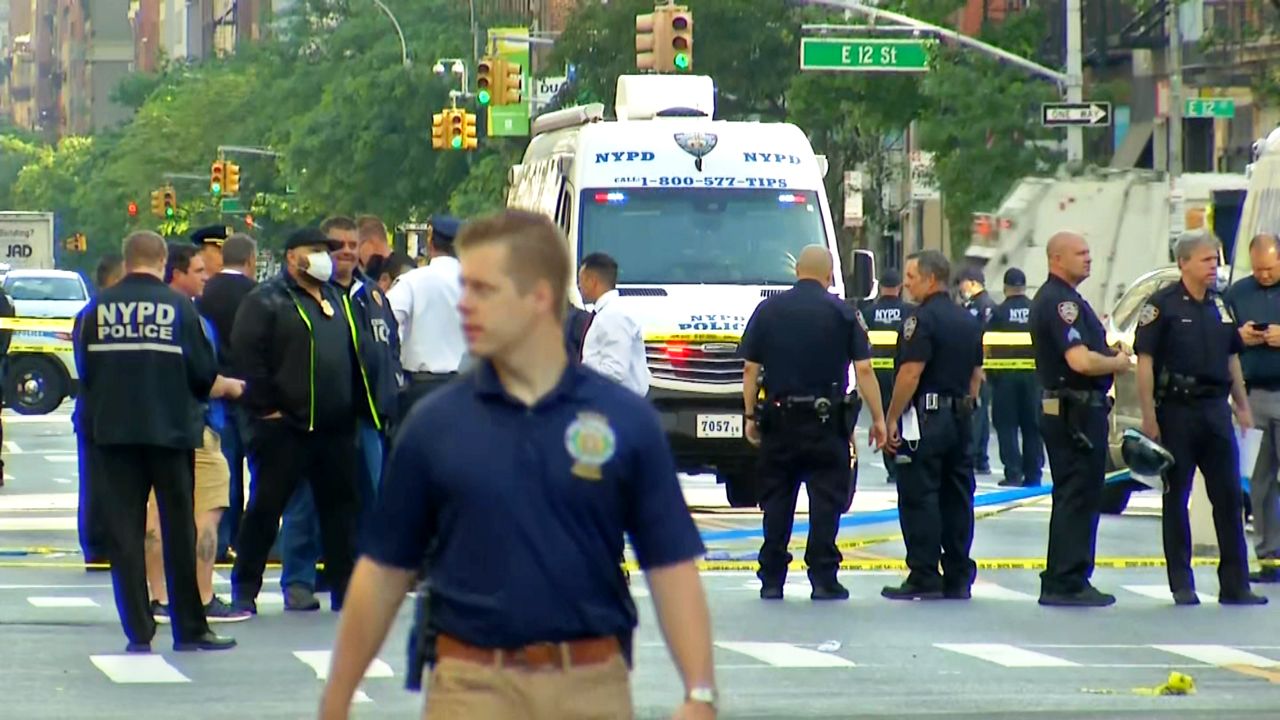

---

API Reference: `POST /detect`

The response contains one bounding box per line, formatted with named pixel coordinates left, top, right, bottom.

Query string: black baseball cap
left=285, top=227, right=342, bottom=252
left=1003, top=268, right=1027, bottom=287
left=879, top=268, right=902, bottom=287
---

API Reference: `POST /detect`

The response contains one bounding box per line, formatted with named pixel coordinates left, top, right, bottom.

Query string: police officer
left=989, top=268, right=1044, bottom=487
left=1031, top=233, right=1131, bottom=606
left=1225, top=232, right=1280, bottom=583
left=191, top=224, right=230, bottom=275
left=740, top=246, right=887, bottom=601
left=1136, top=230, right=1268, bottom=606
left=75, top=231, right=236, bottom=652
left=861, top=268, right=912, bottom=483
left=883, top=250, right=983, bottom=601
left=958, top=267, right=997, bottom=475
left=320, top=210, right=717, bottom=720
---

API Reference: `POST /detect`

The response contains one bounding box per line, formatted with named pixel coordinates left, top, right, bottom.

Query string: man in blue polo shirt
left=320, top=210, right=717, bottom=720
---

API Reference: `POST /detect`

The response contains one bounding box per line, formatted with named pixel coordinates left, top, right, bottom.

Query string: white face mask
left=303, top=251, right=333, bottom=282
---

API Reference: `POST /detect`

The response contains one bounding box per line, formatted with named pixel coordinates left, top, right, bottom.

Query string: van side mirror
left=846, top=250, right=877, bottom=301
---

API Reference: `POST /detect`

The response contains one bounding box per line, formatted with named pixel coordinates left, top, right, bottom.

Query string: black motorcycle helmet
left=1121, top=428, right=1175, bottom=490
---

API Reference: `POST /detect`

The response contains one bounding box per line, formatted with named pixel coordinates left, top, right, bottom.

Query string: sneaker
left=205, top=596, right=252, bottom=623
left=284, top=584, right=321, bottom=611
left=151, top=600, right=170, bottom=624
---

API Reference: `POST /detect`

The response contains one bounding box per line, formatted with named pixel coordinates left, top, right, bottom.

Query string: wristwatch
left=687, top=685, right=718, bottom=709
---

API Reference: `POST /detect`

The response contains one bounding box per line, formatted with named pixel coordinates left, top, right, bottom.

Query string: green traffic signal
left=674, top=52, right=690, bottom=70
left=451, top=136, right=462, bottom=149
left=212, top=182, right=222, bottom=195
left=478, top=89, right=491, bottom=105
left=165, top=207, right=175, bottom=218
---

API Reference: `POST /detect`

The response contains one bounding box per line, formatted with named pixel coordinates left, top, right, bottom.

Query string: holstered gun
left=405, top=574, right=436, bottom=691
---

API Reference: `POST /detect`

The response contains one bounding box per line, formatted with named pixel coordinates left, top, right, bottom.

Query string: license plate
left=696, top=414, right=743, bottom=439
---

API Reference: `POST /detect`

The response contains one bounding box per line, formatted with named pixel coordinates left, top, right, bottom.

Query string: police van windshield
left=578, top=188, right=827, bottom=285
left=4, top=276, right=86, bottom=301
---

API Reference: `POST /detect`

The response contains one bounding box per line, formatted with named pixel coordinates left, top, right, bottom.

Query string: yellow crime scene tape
left=0, top=317, right=76, bottom=333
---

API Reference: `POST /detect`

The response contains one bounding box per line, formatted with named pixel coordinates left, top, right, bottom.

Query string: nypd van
left=508, top=74, right=876, bottom=505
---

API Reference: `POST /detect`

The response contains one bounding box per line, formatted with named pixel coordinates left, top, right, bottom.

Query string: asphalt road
left=2, top=404, right=1278, bottom=719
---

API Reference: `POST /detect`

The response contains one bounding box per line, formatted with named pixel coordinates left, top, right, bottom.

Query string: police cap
left=190, top=224, right=231, bottom=247
left=429, top=215, right=463, bottom=245
left=285, top=227, right=342, bottom=252
left=1003, top=267, right=1027, bottom=288
left=1120, top=428, right=1174, bottom=490
left=879, top=267, right=902, bottom=287
left=957, top=266, right=985, bottom=285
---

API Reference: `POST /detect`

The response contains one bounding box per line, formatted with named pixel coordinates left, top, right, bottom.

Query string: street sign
left=800, top=38, right=932, bottom=73
left=1040, top=102, right=1112, bottom=127
left=1184, top=98, right=1235, bottom=119
left=910, top=151, right=939, bottom=201
left=220, top=197, right=245, bottom=214
left=843, top=171, right=863, bottom=228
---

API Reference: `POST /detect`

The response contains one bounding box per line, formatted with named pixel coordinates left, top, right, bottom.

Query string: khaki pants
left=423, top=655, right=633, bottom=720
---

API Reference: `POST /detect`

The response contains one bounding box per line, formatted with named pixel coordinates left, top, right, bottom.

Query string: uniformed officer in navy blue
left=76, top=231, right=236, bottom=652
left=321, top=210, right=717, bottom=720
left=1135, top=230, right=1268, bottom=606
left=989, top=267, right=1044, bottom=487
left=883, top=250, right=984, bottom=600
left=1030, top=232, right=1130, bottom=607
left=741, top=245, right=887, bottom=602
left=860, top=267, right=911, bottom=483
left=958, top=266, right=997, bottom=475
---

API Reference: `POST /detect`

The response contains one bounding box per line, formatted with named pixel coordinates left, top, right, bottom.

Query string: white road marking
left=90, top=655, right=190, bottom=683
left=970, top=581, right=1037, bottom=601
left=1152, top=645, right=1280, bottom=668
left=44, top=455, right=77, bottom=463
left=0, top=516, right=77, bottom=531
left=1121, top=585, right=1213, bottom=603
left=4, top=441, right=20, bottom=452
left=716, top=642, right=856, bottom=668
left=293, top=650, right=394, bottom=680
left=28, top=596, right=98, bottom=608
left=935, top=643, right=1079, bottom=667
left=0, top=414, right=73, bottom=424
left=52, top=477, right=72, bottom=484
left=0, top=492, right=77, bottom=511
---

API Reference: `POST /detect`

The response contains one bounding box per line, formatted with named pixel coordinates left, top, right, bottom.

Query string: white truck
left=966, top=170, right=1249, bottom=314
left=507, top=74, right=877, bottom=506
left=0, top=212, right=55, bottom=271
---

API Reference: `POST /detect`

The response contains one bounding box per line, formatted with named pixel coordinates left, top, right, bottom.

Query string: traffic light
left=127, top=200, right=139, bottom=218
left=225, top=162, right=241, bottom=196
left=636, top=11, right=657, bottom=71
left=497, top=61, right=522, bottom=106
left=150, top=189, right=165, bottom=218
left=669, top=7, right=693, bottom=72
left=462, top=111, right=478, bottom=150
left=448, top=110, right=465, bottom=150
left=476, top=57, right=495, bottom=106
left=210, top=160, right=225, bottom=195
left=162, top=187, right=177, bottom=219
left=63, top=233, right=86, bottom=252
left=431, top=111, right=447, bottom=149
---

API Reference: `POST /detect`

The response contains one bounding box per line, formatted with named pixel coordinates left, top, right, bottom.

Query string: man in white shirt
left=578, top=253, right=650, bottom=396
left=387, top=215, right=467, bottom=417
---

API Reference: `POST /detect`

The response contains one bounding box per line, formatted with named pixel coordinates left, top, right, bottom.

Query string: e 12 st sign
left=800, top=38, right=933, bottom=73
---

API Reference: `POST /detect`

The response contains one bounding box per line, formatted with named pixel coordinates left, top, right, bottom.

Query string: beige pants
left=423, top=655, right=634, bottom=720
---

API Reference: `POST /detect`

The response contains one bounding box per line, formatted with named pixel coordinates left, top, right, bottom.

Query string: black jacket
left=75, top=274, right=215, bottom=448
left=231, top=271, right=379, bottom=432
left=198, top=271, right=255, bottom=375
left=343, top=271, right=401, bottom=423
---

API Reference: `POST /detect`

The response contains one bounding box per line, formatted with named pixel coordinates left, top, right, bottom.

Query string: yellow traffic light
left=476, top=57, right=495, bottom=106
left=669, top=7, right=693, bottom=72
left=498, top=61, right=522, bottom=106
left=431, top=111, right=447, bottom=149
left=448, top=110, right=465, bottom=150
left=636, top=11, right=656, bottom=71
left=150, top=189, right=165, bottom=218
left=462, top=111, right=478, bottom=150
left=75, top=233, right=87, bottom=252
left=210, top=160, right=225, bottom=195
left=225, top=162, right=241, bottom=196
left=162, top=187, right=177, bottom=219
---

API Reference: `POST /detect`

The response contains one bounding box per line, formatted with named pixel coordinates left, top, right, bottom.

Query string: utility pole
left=1065, top=0, right=1084, bottom=163
left=1167, top=0, right=1184, bottom=178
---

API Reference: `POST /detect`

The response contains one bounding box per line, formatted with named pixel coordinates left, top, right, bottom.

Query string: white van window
left=578, top=188, right=825, bottom=285
left=5, top=276, right=86, bottom=301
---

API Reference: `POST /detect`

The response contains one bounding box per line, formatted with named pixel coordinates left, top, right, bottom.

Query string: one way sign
left=1041, top=102, right=1112, bottom=127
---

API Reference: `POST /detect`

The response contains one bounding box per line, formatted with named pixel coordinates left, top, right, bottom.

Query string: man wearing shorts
left=144, top=244, right=250, bottom=622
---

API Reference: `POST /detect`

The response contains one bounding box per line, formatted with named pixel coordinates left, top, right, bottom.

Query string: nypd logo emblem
left=1057, top=301, right=1079, bottom=325
left=565, top=412, right=617, bottom=481
left=903, top=316, right=918, bottom=341
left=1138, top=304, right=1159, bottom=327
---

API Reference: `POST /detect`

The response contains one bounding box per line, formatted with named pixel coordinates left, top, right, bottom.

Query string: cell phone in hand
left=1256, top=322, right=1271, bottom=331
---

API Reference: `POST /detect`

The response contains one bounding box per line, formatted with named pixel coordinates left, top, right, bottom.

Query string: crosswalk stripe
left=44, top=455, right=77, bottom=463
left=90, top=655, right=190, bottom=683
left=28, top=596, right=97, bottom=608
left=970, top=582, right=1036, bottom=601
left=1122, top=585, right=1213, bottom=603
left=715, top=642, right=856, bottom=668
left=293, top=650, right=394, bottom=680
left=1152, top=645, right=1280, bottom=668
left=0, top=516, right=77, bottom=531
left=4, top=441, right=20, bottom=452
left=935, top=643, right=1079, bottom=667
